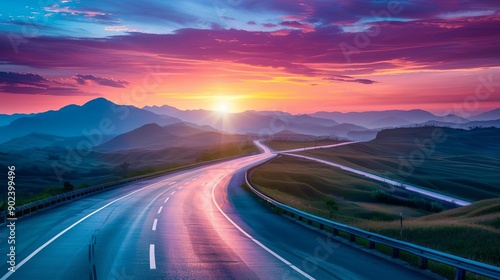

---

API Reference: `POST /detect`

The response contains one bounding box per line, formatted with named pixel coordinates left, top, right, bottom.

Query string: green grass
left=298, top=126, right=500, bottom=201
left=196, top=141, right=258, bottom=161
left=249, top=155, right=500, bottom=279
left=264, top=139, right=345, bottom=151
left=251, top=156, right=433, bottom=220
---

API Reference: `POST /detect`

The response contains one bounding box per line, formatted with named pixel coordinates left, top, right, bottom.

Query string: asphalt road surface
left=0, top=142, right=433, bottom=279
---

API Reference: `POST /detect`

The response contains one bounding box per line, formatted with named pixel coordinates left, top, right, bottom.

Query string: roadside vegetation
left=250, top=155, right=500, bottom=279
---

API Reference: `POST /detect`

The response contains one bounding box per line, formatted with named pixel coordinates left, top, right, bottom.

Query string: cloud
left=0, top=72, right=49, bottom=87
left=324, top=75, right=378, bottom=85
left=73, top=74, right=129, bottom=88
left=262, top=23, right=278, bottom=28
left=279, top=21, right=315, bottom=32
left=0, top=11, right=498, bottom=85
left=0, top=72, right=96, bottom=96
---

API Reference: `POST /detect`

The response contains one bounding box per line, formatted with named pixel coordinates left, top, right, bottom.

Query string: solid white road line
left=157, top=206, right=163, bottom=214
left=150, top=244, right=156, bottom=270
left=152, top=219, right=158, bottom=231
left=164, top=197, right=170, bottom=203
left=0, top=177, right=174, bottom=280
left=211, top=173, right=316, bottom=280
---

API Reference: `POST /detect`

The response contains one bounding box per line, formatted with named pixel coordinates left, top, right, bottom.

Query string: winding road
left=0, top=141, right=433, bottom=279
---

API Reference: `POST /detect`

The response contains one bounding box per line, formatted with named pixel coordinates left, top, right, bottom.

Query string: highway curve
left=0, top=142, right=433, bottom=279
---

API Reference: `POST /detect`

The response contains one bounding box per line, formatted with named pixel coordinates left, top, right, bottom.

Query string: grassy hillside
left=251, top=156, right=435, bottom=222
left=299, top=126, right=500, bottom=201
left=264, top=139, right=344, bottom=151
left=250, top=156, right=500, bottom=277
left=359, top=198, right=500, bottom=266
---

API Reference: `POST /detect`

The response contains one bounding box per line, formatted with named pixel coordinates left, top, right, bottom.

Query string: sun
left=217, top=102, right=229, bottom=113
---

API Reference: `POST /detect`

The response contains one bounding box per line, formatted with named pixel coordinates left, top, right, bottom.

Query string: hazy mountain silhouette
left=470, top=109, right=500, bottom=121
left=329, top=123, right=373, bottom=138
left=97, top=122, right=248, bottom=151
left=367, top=116, right=412, bottom=128
left=311, top=109, right=446, bottom=129
left=163, top=122, right=219, bottom=137
left=436, top=114, right=471, bottom=124
left=97, top=123, right=178, bottom=151
left=144, top=105, right=215, bottom=124
left=0, top=98, right=181, bottom=143
left=0, top=113, right=32, bottom=126
left=411, top=119, right=500, bottom=129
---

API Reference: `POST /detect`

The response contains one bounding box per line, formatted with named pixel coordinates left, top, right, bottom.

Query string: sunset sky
left=0, top=0, right=499, bottom=115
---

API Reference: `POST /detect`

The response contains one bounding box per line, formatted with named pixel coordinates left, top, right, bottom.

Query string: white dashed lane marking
left=152, top=219, right=158, bottom=231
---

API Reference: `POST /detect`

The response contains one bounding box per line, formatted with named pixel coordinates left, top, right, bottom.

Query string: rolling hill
left=97, top=122, right=250, bottom=151
left=300, top=126, right=500, bottom=201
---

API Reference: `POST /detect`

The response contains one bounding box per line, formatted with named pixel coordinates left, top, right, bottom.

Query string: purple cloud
left=0, top=72, right=96, bottom=96
left=324, top=75, right=378, bottom=85
left=73, top=74, right=129, bottom=88
left=0, top=72, right=49, bottom=87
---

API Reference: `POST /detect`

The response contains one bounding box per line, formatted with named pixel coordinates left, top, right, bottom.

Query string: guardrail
left=0, top=153, right=254, bottom=224
left=245, top=170, right=500, bottom=280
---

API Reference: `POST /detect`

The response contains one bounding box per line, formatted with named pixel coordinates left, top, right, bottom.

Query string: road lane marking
left=152, top=219, right=158, bottom=231
left=157, top=206, right=163, bottom=214
left=164, top=197, right=170, bottom=203
left=211, top=173, right=316, bottom=280
left=179, top=186, right=183, bottom=189
left=150, top=244, right=156, bottom=269
left=0, top=177, right=175, bottom=280
left=171, top=191, right=176, bottom=195
left=184, top=182, right=189, bottom=185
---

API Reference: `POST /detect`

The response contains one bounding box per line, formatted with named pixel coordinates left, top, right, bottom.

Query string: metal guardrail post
left=392, top=248, right=400, bottom=259
left=349, top=234, right=356, bottom=243
left=455, top=268, right=466, bottom=280
left=419, top=257, right=428, bottom=270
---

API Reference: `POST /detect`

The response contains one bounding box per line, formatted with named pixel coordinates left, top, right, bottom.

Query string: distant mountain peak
left=470, top=108, right=500, bottom=121
left=83, top=97, right=117, bottom=108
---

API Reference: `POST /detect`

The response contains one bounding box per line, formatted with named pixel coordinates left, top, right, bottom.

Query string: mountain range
left=1, top=98, right=499, bottom=148
left=0, top=98, right=180, bottom=144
